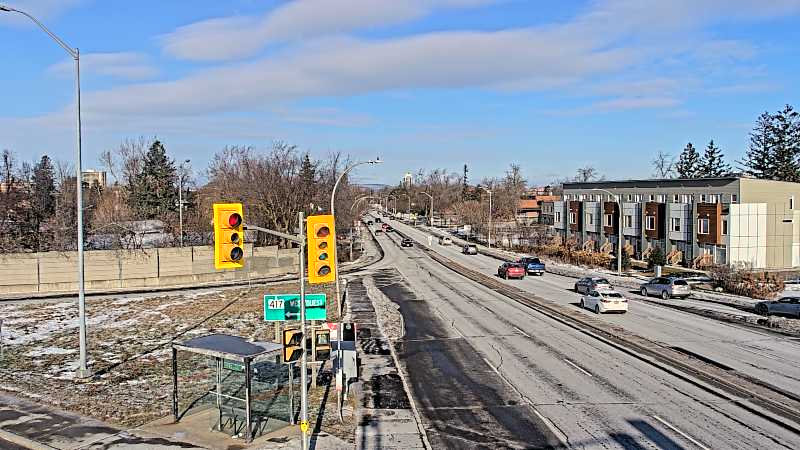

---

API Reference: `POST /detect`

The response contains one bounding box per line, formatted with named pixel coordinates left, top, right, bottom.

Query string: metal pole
left=178, top=173, right=183, bottom=247
left=488, top=190, right=493, bottom=248
left=171, top=346, right=178, bottom=422
left=617, top=198, right=623, bottom=276
left=74, top=50, right=89, bottom=378
left=298, top=211, right=309, bottom=450
left=245, top=358, right=252, bottom=442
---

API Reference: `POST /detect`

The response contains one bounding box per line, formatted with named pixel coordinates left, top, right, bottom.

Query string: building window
left=569, top=212, right=576, bottom=224
left=587, top=213, right=594, bottom=225
left=648, top=194, right=655, bottom=202
left=731, top=194, right=738, bottom=203
left=555, top=211, right=561, bottom=222
left=671, top=217, right=681, bottom=232
left=604, top=213, right=613, bottom=227
left=791, top=196, right=795, bottom=210
left=673, top=194, right=679, bottom=203
left=645, top=216, right=656, bottom=231
left=656, top=194, right=665, bottom=203
left=709, top=194, right=718, bottom=203
left=722, top=219, right=728, bottom=235
left=624, top=215, right=633, bottom=228
left=698, top=218, right=709, bottom=235
left=635, top=194, right=642, bottom=202
left=627, top=194, right=633, bottom=202
left=701, top=194, right=707, bottom=203
left=682, top=194, right=693, bottom=203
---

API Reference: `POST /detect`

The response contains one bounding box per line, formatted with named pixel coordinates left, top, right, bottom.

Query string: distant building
left=543, top=177, right=800, bottom=271
left=82, top=169, right=107, bottom=188
left=401, top=172, right=413, bottom=189
left=517, top=186, right=560, bottom=224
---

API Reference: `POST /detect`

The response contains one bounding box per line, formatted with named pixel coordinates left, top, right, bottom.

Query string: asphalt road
left=389, top=218, right=800, bottom=398
left=369, top=216, right=800, bottom=449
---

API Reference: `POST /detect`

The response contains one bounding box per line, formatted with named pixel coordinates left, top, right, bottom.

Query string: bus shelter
left=171, top=334, right=283, bottom=443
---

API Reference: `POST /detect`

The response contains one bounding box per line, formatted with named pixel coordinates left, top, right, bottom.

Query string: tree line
left=0, top=138, right=360, bottom=254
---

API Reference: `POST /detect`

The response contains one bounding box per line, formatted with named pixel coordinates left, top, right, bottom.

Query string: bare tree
left=652, top=151, right=676, bottom=178
left=574, top=165, right=601, bottom=183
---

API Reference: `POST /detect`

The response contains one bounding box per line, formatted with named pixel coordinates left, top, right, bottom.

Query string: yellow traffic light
left=282, top=328, right=303, bottom=363
left=312, top=328, right=331, bottom=361
left=306, top=214, right=336, bottom=284
left=213, top=203, right=245, bottom=270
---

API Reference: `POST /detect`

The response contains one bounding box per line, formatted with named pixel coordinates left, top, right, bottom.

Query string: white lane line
left=513, top=326, right=531, bottom=338
left=652, top=415, right=710, bottom=450
left=563, top=358, right=593, bottom=377
left=482, top=357, right=502, bottom=377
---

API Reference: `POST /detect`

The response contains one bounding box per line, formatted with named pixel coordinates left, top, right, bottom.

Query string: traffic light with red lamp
left=213, top=203, right=245, bottom=270
left=306, top=214, right=336, bottom=284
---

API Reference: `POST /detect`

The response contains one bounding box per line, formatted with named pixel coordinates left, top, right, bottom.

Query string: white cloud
left=48, top=52, right=158, bottom=80
left=159, top=0, right=496, bottom=61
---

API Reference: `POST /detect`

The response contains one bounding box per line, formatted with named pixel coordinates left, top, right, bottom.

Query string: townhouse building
left=546, top=177, right=800, bottom=271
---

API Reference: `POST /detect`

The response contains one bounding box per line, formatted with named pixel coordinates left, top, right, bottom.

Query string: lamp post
left=330, top=158, right=382, bottom=317
left=2, top=4, right=89, bottom=378
left=388, top=195, right=397, bottom=216
left=478, top=186, right=493, bottom=248
left=419, top=192, right=433, bottom=226
left=178, top=159, right=190, bottom=247
left=591, top=188, right=623, bottom=276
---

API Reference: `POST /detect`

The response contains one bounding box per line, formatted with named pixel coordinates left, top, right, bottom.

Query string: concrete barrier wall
left=0, top=245, right=299, bottom=295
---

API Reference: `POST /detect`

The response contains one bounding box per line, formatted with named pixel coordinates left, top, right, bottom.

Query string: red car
left=498, top=262, right=526, bottom=279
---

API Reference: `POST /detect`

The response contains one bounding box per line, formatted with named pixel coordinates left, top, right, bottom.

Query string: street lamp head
left=0, top=5, right=15, bottom=12
left=184, top=159, right=191, bottom=163
left=368, top=157, right=382, bottom=165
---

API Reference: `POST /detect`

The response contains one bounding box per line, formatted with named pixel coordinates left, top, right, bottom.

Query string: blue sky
left=1, top=0, right=799, bottom=186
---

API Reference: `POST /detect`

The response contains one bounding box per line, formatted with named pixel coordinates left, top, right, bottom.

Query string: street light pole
left=592, top=188, right=623, bottom=276
left=178, top=159, right=190, bottom=247
left=419, top=192, right=433, bottom=226
left=1, top=4, right=89, bottom=378
left=478, top=186, right=493, bottom=248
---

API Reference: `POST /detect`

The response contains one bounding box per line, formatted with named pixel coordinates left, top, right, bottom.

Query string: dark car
left=498, top=262, right=526, bottom=279
left=385, top=226, right=394, bottom=232
left=518, top=257, right=546, bottom=276
left=574, top=277, right=612, bottom=294
left=401, top=238, right=414, bottom=247
left=366, top=220, right=374, bottom=225
left=755, top=297, right=800, bottom=318
left=375, top=218, right=382, bottom=223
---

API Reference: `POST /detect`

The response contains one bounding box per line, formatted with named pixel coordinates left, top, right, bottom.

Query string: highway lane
left=384, top=217, right=800, bottom=397
left=371, top=226, right=800, bottom=449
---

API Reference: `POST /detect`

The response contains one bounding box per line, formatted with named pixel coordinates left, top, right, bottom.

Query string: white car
left=438, top=236, right=453, bottom=245
left=580, top=290, right=629, bottom=314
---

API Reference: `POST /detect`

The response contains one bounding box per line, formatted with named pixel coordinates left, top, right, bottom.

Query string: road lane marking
left=513, top=326, right=531, bottom=338
left=563, top=359, right=593, bottom=377
left=482, top=357, right=502, bottom=377
left=651, top=415, right=710, bottom=450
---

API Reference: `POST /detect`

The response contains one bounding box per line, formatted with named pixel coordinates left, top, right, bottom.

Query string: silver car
left=640, top=277, right=691, bottom=299
left=574, top=277, right=612, bottom=294
left=755, top=297, right=800, bottom=318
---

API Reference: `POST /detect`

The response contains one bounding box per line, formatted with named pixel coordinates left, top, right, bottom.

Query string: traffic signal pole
left=243, top=219, right=309, bottom=449
left=298, top=211, right=309, bottom=450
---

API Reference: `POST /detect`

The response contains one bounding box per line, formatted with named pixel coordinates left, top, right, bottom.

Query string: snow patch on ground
left=25, top=346, right=76, bottom=357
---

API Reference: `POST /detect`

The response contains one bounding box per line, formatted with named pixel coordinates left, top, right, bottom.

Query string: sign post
left=298, top=211, right=309, bottom=450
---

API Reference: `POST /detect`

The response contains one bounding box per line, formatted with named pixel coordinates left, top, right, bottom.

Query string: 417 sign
left=264, top=293, right=327, bottom=321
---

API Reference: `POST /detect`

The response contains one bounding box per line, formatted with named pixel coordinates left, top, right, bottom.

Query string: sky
left=1, top=0, right=799, bottom=186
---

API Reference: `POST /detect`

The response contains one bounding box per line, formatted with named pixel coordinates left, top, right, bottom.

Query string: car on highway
left=462, top=244, right=478, bottom=255
left=438, top=236, right=453, bottom=245
left=518, top=257, right=545, bottom=276
left=375, top=217, right=382, bottom=223
left=640, top=277, right=691, bottom=299
left=755, top=297, right=800, bottom=318
left=580, top=290, right=628, bottom=314
left=497, top=262, right=526, bottom=279
left=400, top=238, right=414, bottom=248
left=366, top=220, right=373, bottom=225
left=574, top=277, right=612, bottom=294
left=385, top=226, right=394, bottom=232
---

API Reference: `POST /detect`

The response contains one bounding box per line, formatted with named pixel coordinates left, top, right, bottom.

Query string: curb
left=0, top=428, right=55, bottom=450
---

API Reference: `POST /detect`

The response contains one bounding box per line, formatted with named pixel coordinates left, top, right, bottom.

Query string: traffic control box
left=282, top=329, right=303, bottom=364
left=213, top=203, right=245, bottom=270
left=306, top=214, right=336, bottom=284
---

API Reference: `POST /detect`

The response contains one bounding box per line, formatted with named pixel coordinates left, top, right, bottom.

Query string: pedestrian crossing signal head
left=307, top=215, right=336, bottom=284
left=282, top=329, right=303, bottom=363
left=213, top=203, right=245, bottom=269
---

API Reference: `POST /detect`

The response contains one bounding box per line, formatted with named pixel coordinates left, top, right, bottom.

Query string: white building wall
left=622, top=203, right=641, bottom=236
left=668, top=203, right=691, bottom=242
left=553, top=201, right=565, bottom=229
left=728, top=203, right=767, bottom=269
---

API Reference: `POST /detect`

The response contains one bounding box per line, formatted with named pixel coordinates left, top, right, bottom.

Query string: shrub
left=709, top=263, right=784, bottom=299
left=647, top=246, right=666, bottom=269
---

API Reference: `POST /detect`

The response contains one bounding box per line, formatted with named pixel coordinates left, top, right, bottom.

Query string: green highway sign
left=222, top=359, right=244, bottom=372
left=264, top=293, right=327, bottom=321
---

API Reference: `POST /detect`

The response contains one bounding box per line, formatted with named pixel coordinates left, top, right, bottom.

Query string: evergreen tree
left=299, top=153, right=316, bottom=212
left=771, top=105, right=800, bottom=182
left=30, top=155, right=56, bottom=248
left=741, top=112, right=775, bottom=179
left=462, top=164, right=469, bottom=200
left=647, top=246, right=666, bottom=269
left=698, top=140, right=730, bottom=177
left=131, top=140, right=177, bottom=219
left=675, top=143, right=701, bottom=178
